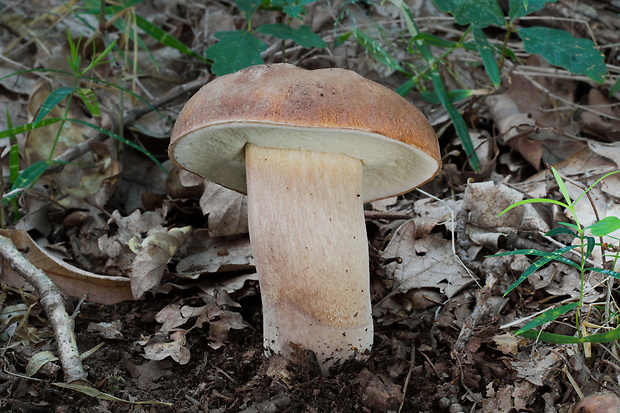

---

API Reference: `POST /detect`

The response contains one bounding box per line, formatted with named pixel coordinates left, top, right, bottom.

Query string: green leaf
left=588, top=216, right=620, bottom=237
left=518, top=324, right=620, bottom=343
left=75, top=88, right=100, bottom=117
left=257, top=24, right=326, bottom=48
left=559, top=222, right=580, bottom=231
left=352, top=29, right=403, bottom=72
left=431, top=70, right=480, bottom=172
left=206, top=31, right=267, bottom=76
left=411, top=32, right=460, bottom=48
left=5, top=108, right=19, bottom=184
left=4, top=161, right=50, bottom=204
left=493, top=247, right=580, bottom=270
left=515, top=302, right=579, bottom=335
left=545, top=227, right=576, bottom=237
left=519, top=26, right=607, bottom=84
left=135, top=15, right=207, bottom=63
left=419, top=89, right=478, bottom=104
left=33, top=87, right=75, bottom=126
left=550, top=166, right=572, bottom=206
left=433, top=0, right=505, bottom=28
left=0, top=118, right=63, bottom=140
left=472, top=26, right=500, bottom=87
left=499, top=245, right=579, bottom=295
left=65, top=118, right=168, bottom=177
left=497, top=198, right=569, bottom=217
left=234, top=0, right=262, bottom=24
left=508, top=0, right=558, bottom=22
left=585, top=236, right=596, bottom=259
left=588, top=267, right=620, bottom=281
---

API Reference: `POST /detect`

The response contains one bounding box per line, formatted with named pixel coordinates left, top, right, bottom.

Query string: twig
left=452, top=257, right=508, bottom=355
left=398, top=345, right=415, bottom=413
left=0, top=235, right=87, bottom=384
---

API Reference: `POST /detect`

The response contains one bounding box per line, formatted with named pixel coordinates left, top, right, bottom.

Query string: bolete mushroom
left=169, top=63, right=440, bottom=374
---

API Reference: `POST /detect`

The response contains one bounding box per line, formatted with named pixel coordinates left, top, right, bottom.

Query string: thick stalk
left=245, top=143, right=373, bottom=374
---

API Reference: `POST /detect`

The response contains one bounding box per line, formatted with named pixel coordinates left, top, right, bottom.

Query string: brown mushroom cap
left=169, top=63, right=440, bottom=203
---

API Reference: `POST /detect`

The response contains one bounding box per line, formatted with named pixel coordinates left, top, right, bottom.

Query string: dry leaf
left=492, top=334, right=522, bottom=356
left=176, top=229, right=254, bottom=276
left=0, top=229, right=133, bottom=305
left=464, top=181, right=550, bottom=233
left=200, top=181, right=249, bottom=237
left=382, top=221, right=473, bottom=299
left=143, top=334, right=191, bottom=365
left=130, top=226, right=192, bottom=299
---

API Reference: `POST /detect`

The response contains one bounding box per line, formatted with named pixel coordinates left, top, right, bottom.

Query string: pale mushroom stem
left=245, top=143, right=373, bottom=374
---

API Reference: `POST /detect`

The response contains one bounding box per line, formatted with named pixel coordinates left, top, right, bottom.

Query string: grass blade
left=514, top=302, right=579, bottom=335
left=75, top=88, right=100, bottom=117
left=431, top=70, right=480, bottom=172
left=5, top=108, right=19, bottom=184
left=33, top=87, right=75, bottom=126
left=472, top=26, right=500, bottom=87
left=135, top=15, right=207, bottom=63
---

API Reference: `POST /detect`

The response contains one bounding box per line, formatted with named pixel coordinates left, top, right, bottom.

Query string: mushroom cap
left=169, top=63, right=441, bottom=203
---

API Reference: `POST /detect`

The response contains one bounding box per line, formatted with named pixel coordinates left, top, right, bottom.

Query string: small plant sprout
left=495, top=166, right=620, bottom=345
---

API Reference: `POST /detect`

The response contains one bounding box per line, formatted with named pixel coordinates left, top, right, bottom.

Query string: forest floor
left=1, top=0, right=620, bottom=412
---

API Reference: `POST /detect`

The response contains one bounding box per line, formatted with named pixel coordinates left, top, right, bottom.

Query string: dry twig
left=0, top=235, right=87, bottom=384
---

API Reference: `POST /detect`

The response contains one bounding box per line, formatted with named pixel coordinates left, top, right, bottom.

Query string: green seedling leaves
left=135, top=15, right=207, bottom=63
left=257, top=24, right=325, bottom=48
left=206, top=31, right=267, bottom=76
left=515, top=302, right=579, bottom=335
left=589, top=216, right=620, bottom=237
left=472, top=27, right=500, bottom=87
left=234, top=0, right=262, bottom=26
left=433, top=0, right=504, bottom=28
left=509, top=0, right=558, bottom=22
left=519, top=27, right=607, bottom=84
left=352, top=29, right=403, bottom=72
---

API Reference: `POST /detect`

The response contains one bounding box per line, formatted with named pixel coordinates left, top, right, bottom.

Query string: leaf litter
left=0, top=0, right=620, bottom=411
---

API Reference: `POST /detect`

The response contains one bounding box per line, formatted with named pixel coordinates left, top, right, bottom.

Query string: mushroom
left=169, top=64, right=440, bottom=374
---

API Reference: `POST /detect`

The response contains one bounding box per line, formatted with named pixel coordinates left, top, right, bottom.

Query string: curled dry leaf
left=0, top=229, right=133, bottom=305
left=130, top=226, right=193, bottom=299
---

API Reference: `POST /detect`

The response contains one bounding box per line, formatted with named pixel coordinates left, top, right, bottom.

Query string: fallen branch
left=0, top=235, right=87, bottom=384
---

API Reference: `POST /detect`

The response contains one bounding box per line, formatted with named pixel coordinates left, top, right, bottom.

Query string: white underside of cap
left=171, top=122, right=440, bottom=203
